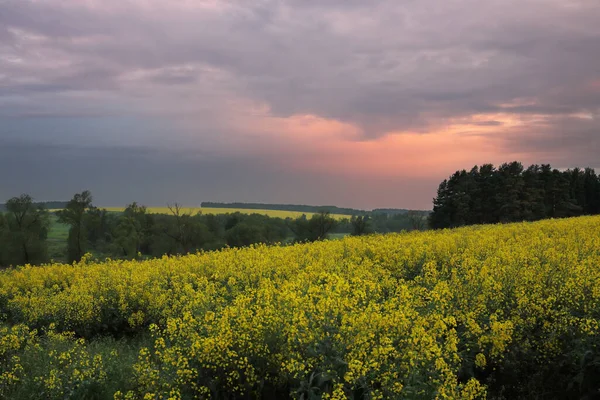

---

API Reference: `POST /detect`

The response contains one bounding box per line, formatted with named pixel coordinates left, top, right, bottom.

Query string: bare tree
left=407, top=211, right=427, bottom=231
left=351, top=215, right=371, bottom=236
left=165, top=203, right=194, bottom=253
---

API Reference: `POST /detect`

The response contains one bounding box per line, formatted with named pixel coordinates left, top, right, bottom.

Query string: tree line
left=429, top=161, right=600, bottom=229
left=0, top=201, right=67, bottom=212
left=201, top=202, right=419, bottom=216
left=0, top=191, right=430, bottom=268
left=201, top=201, right=367, bottom=216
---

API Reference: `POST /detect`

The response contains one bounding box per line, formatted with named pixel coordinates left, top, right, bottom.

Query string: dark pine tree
left=430, top=161, right=597, bottom=229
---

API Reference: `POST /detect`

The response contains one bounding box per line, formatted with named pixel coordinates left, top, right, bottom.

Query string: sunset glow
left=1, top=0, right=599, bottom=209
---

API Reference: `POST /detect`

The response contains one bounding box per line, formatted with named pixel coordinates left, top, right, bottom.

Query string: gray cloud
left=1, top=0, right=599, bottom=207
left=2, top=1, right=599, bottom=117
left=471, top=121, right=504, bottom=127
left=499, top=116, right=600, bottom=166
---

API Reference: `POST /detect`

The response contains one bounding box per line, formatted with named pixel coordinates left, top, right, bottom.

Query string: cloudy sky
left=1, top=0, right=599, bottom=209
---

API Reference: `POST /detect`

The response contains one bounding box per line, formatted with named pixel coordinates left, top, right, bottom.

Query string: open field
left=102, top=206, right=351, bottom=219
left=46, top=214, right=70, bottom=261
left=1, top=216, right=599, bottom=399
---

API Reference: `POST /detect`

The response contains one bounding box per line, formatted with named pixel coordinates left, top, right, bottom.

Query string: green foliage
left=57, top=191, right=94, bottom=263
left=350, top=215, right=371, bottom=236
left=290, top=211, right=337, bottom=242
left=0, top=214, right=6, bottom=266
left=0, top=324, right=147, bottom=400
left=225, top=222, right=266, bottom=247
left=111, top=203, right=154, bottom=259
left=2, top=191, right=428, bottom=267
left=149, top=210, right=211, bottom=256
left=430, top=162, right=600, bottom=229
left=0, top=201, right=68, bottom=213
left=221, top=213, right=285, bottom=247
left=0, top=194, right=50, bottom=267
left=352, top=212, right=428, bottom=233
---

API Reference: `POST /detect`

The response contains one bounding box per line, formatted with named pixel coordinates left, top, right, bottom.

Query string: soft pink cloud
left=2, top=0, right=599, bottom=208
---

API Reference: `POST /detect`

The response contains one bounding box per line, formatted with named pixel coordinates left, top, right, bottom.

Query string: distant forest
left=201, top=202, right=416, bottom=216
left=0, top=201, right=67, bottom=212
left=201, top=202, right=366, bottom=215
left=430, top=161, right=600, bottom=228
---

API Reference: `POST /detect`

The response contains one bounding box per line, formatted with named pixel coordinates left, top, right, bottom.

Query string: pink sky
left=1, top=0, right=599, bottom=209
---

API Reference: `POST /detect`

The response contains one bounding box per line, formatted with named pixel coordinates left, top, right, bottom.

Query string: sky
left=1, top=0, right=599, bottom=210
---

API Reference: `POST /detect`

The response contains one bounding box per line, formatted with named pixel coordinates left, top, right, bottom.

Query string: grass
left=328, top=232, right=350, bottom=240
left=47, top=213, right=69, bottom=262
left=101, top=206, right=351, bottom=220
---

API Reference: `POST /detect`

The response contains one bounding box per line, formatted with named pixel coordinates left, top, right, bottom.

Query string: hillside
left=1, top=216, right=599, bottom=399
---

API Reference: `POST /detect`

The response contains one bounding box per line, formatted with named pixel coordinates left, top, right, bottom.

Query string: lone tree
left=0, top=194, right=50, bottom=266
left=155, top=203, right=209, bottom=255
left=164, top=203, right=193, bottom=254
left=113, top=202, right=154, bottom=258
left=350, top=215, right=371, bottom=236
left=57, top=190, right=93, bottom=263
left=407, top=211, right=428, bottom=231
left=291, top=211, right=337, bottom=242
left=311, top=211, right=337, bottom=240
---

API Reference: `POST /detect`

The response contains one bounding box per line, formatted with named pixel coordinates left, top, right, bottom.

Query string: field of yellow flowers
left=1, top=216, right=599, bottom=399
left=101, top=206, right=350, bottom=220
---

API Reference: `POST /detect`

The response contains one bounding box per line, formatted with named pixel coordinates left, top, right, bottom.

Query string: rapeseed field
left=1, top=216, right=599, bottom=399
left=102, top=207, right=350, bottom=220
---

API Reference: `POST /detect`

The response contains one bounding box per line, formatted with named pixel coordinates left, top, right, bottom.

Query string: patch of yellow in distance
left=101, top=206, right=350, bottom=219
